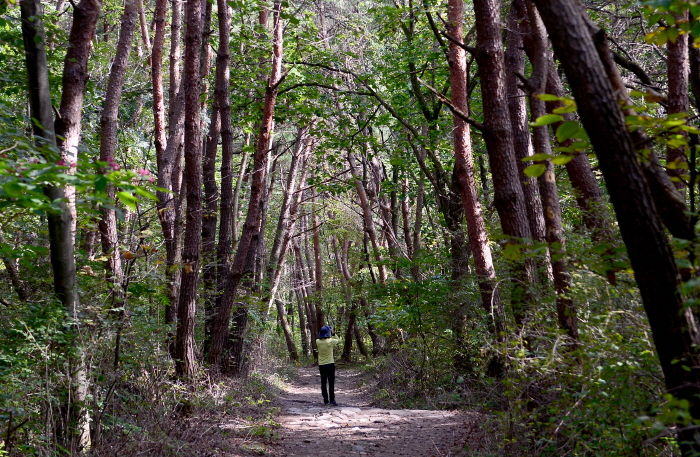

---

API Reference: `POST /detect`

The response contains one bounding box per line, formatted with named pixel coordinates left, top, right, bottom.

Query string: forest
left=2, top=0, right=700, bottom=455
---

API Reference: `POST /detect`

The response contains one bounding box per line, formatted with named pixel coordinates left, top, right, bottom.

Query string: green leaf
left=116, top=191, right=139, bottom=211
left=134, top=187, right=158, bottom=201
left=552, top=155, right=574, bottom=165
left=3, top=181, right=23, bottom=198
left=556, top=121, right=583, bottom=142
left=523, top=163, right=546, bottom=177
left=552, top=104, right=577, bottom=114
left=536, top=93, right=562, bottom=102
left=530, top=114, right=563, bottom=127
left=526, top=153, right=553, bottom=162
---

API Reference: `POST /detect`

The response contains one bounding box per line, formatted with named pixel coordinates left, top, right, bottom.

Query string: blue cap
left=319, top=325, right=332, bottom=338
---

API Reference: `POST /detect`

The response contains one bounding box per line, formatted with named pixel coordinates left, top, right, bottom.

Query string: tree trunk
left=347, top=152, right=387, bottom=284
left=472, top=0, right=537, bottom=309
left=20, top=0, right=89, bottom=451
left=174, top=0, right=204, bottom=379
left=97, top=0, right=136, bottom=371
left=504, top=0, right=546, bottom=247
left=207, top=0, right=235, bottom=357
left=55, top=0, right=101, bottom=243
left=206, top=1, right=284, bottom=372
left=447, top=0, right=504, bottom=337
left=533, top=1, right=700, bottom=453
left=524, top=1, right=578, bottom=341
left=160, top=0, right=185, bottom=324
left=667, top=9, right=689, bottom=190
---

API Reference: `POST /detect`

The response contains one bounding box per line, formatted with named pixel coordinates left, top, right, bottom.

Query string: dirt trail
left=270, top=366, right=487, bottom=456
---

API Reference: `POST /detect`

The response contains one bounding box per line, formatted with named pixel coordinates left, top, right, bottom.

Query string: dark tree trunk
left=206, top=1, right=285, bottom=372
left=533, top=1, right=700, bottom=453
left=504, top=0, right=546, bottom=248
left=174, top=0, right=204, bottom=379
left=473, top=0, right=537, bottom=308
left=161, top=0, right=185, bottom=324
left=524, top=1, right=578, bottom=341
left=667, top=9, right=690, bottom=189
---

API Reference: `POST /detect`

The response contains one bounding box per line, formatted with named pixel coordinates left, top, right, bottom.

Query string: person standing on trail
left=317, top=325, right=339, bottom=406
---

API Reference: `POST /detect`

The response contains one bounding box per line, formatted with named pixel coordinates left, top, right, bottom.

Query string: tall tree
left=523, top=1, right=577, bottom=341
left=472, top=0, right=537, bottom=308
left=207, top=0, right=285, bottom=372
left=97, top=0, right=137, bottom=366
left=55, top=0, right=101, bottom=241
left=20, top=0, right=89, bottom=450
left=533, top=0, right=700, bottom=453
left=174, top=0, right=204, bottom=378
left=447, top=0, right=505, bottom=347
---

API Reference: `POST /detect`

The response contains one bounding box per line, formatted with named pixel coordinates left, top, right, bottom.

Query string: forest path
left=269, top=366, right=488, bottom=456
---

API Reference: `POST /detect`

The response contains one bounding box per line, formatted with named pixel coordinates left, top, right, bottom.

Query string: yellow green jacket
left=316, top=337, right=339, bottom=365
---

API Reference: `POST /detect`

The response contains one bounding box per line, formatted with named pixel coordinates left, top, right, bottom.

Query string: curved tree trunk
left=533, top=1, right=700, bottom=453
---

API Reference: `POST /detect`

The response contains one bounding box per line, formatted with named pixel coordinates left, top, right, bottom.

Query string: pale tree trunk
left=401, top=177, right=414, bottom=259
left=524, top=1, right=578, bottom=341
left=207, top=1, right=284, bottom=372
left=232, top=134, right=251, bottom=245
left=20, top=0, right=88, bottom=451
left=294, top=237, right=318, bottom=359
left=534, top=1, right=700, bottom=453
left=174, top=0, right=203, bottom=379
left=447, top=0, right=504, bottom=338
left=309, top=189, right=326, bottom=329
left=472, top=0, right=537, bottom=308
left=347, top=152, right=387, bottom=284
left=267, top=126, right=314, bottom=308
left=336, top=239, right=358, bottom=362
left=54, top=0, right=101, bottom=243
left=98, top=0, right=136, bottom=370
left=137, top=0, right=151, bottom=54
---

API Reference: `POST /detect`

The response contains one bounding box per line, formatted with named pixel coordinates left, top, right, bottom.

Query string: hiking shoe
left=330, top=401, right=338, bottom=406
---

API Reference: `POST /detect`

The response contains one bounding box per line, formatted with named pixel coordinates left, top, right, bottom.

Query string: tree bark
left=347, top=152, right=387, bottom=284
left=448, top=0, right=504, bottom=338
left=524, top=1, right=578, bottom=341
left=206, top=1, right=285, bottom=372
left=174, top=0, right=204, bottom=379
left=20, top=0, right=88, bottom=451
left=55, top=0, right=101, bottom=242
left=667, top=9, right=689, bottom=189
left=504, top=0, right=546, bottom=247
left=472, top=0, right=537, bottom=307
left=533, top=1, right=700, bottom=453
left=160, top=0, right=185, bottom=324
left=98, top=0, right=136, bottom=317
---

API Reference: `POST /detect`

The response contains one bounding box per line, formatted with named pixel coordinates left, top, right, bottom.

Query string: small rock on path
left=271, top=366, right=485, bottom=456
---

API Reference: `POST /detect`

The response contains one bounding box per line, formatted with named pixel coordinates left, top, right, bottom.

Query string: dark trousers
left=319, top=363, right=335, bottom=403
